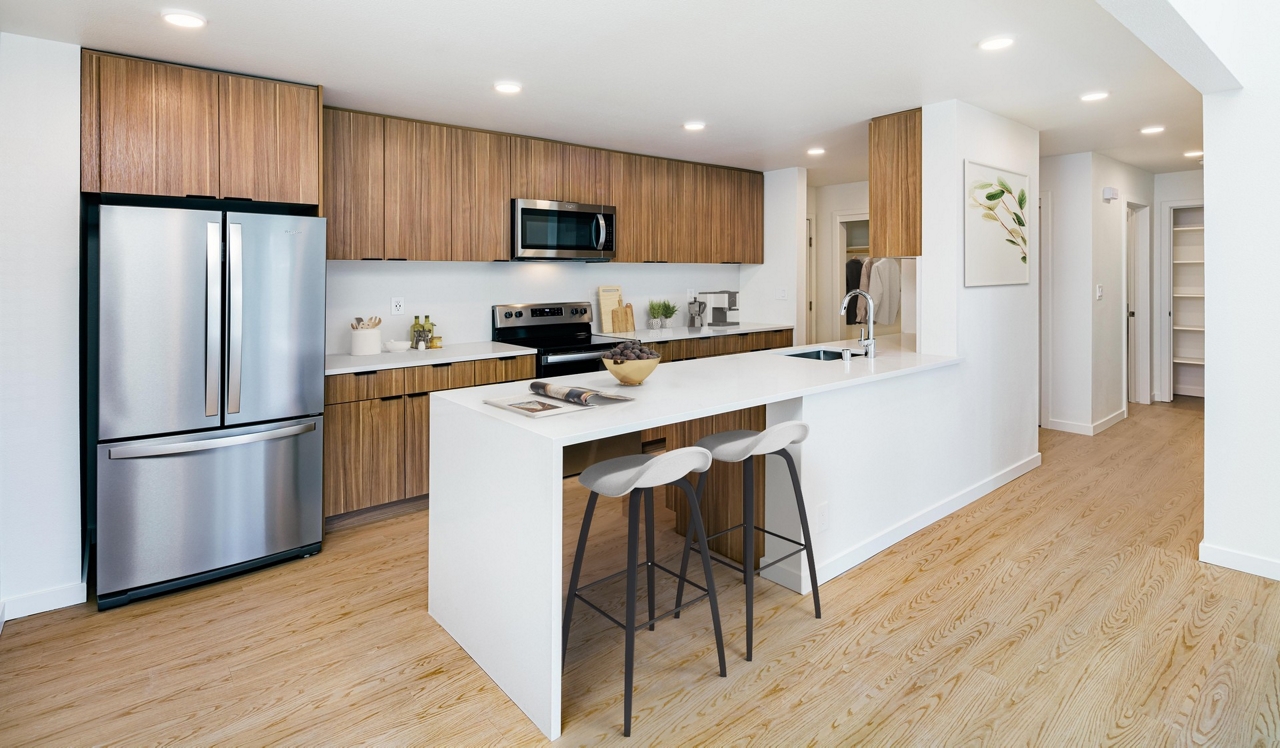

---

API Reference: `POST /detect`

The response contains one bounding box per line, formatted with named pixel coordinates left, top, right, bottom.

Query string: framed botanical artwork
left=964, top=161, right=1030, bottom=287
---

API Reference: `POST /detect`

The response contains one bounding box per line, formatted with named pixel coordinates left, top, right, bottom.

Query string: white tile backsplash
left=325, top=260, right=740, bottom=353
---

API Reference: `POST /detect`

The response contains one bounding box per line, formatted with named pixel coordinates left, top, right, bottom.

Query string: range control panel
left=493, top=302, right=593, bottom=329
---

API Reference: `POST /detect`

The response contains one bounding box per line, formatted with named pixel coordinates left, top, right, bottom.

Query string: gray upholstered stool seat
left=676, top=420, right=820, bottom=661
left=564, top=447, right=726, bottom=737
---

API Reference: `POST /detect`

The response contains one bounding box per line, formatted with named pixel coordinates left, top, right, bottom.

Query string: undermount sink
left=784, top=348, right=863, bottom=361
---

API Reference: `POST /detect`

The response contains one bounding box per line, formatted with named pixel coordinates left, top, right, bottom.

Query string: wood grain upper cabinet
left=323, top=109, right=384, bottom=260
left=219, top=74, right=320, bottom=204
left=449, top=128, right=511, bottom=262
left=561, top=144, right=611, bottom=206
left=510, top=137, right=565, bottom=202
left=88, top=52, right=220, bottom=197
left=743, top=170, right=765, bottom=264
left=609, top=152, right=655, bottom=263
left=869, top=108, right=922, bottom=258
left=384, top=118, right=451, bottom=261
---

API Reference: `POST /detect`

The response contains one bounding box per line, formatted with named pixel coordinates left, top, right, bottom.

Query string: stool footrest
left=572, top=561, right=713, bottom=632
left=688, top=525, right=809, bottom=576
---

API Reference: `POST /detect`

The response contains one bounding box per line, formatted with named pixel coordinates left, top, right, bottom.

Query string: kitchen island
left=428, top=337, right=1037, bottom=738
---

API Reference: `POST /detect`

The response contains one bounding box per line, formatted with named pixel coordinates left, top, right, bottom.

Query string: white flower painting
left=965, top=161, right=1030, bottom=287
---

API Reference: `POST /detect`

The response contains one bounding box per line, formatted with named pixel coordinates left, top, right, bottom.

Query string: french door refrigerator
left=93, top=205, right=326, bottom=609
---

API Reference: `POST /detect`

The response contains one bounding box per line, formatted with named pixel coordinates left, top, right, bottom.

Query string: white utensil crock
left=351, top=328, right=382, bottom=356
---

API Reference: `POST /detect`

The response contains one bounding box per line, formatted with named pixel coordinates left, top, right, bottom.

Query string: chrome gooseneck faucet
left=839, top=290, right=876, bottom=359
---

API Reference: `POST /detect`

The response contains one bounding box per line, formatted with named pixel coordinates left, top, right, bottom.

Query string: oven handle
left=543, top=351, right=608, bottom=364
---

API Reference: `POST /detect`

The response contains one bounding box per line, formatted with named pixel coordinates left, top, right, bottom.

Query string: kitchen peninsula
left=428, top=337, right=1016, bottom=739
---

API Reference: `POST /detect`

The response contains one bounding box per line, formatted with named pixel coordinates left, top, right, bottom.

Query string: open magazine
left=484, top=381, right=634, bottom=418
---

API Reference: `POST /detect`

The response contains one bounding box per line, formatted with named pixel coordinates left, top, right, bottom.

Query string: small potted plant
left=657, top=300, right=679, bottom=328
left=646, top=300, right=665, bottom=329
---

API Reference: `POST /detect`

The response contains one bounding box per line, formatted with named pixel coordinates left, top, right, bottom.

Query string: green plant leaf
left=1017, top=189, right=1027, bottom=210
left=972, top=181, right=993, bottom=190
left=1012, top=212, right=1026, bottom=227
left=1005, top=239, right=1019, bottom=246
left=985, top=190, right=1005, bottom=202
left=997, top=177, right=1013, bottom=193
left=982, top=212, right=999, bottom=222
left=1021, top=255, right=1028, bottom=264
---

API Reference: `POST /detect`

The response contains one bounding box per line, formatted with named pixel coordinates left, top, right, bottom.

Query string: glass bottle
left=410, top=316, right=424, bottom=348
left=423, top=315, right=435, bottom=344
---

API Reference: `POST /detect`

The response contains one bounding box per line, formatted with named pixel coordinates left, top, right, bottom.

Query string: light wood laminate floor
left=3, top=398, right=1279, bottom=745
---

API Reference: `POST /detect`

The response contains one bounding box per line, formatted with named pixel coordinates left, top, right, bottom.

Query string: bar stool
left=563, top=446, right=727, bottom=737
left=674, top=421, right=820, bottom=661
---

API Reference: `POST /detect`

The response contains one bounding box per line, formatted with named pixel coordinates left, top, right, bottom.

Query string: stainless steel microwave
left=512, top=199, right=615, bottom=261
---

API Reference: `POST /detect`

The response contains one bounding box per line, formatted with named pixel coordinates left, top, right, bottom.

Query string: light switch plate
left=776, top=287, right=788, bottom=300
left=391, top=297, right=405, bottom=315
left=1096, top=285, right=1103, bottom=300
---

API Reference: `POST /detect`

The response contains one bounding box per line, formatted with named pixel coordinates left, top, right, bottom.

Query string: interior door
left=224, top=212, right=326, bottom=426
left=98, top=205, right=224, bottom=440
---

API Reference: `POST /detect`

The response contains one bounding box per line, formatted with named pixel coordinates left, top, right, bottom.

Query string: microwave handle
left=595, top=214, right=606, bottom=251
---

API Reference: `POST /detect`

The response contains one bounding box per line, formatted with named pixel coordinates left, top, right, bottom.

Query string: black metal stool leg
left=777, top=449, right=821, bottom=619
left=623, top=488, right=641, bottom=737
left=679, top=478, right=727, bottom=678
left=742, top=457, right=755, bottom=661
left=673, top=471, right=705, bottom=619
left=563, top=490, right=600, bottom=669
left=644, top=488, right=657, bottom=632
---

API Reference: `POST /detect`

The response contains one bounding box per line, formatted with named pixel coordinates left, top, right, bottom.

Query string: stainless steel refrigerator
left=93, top=205, right=326, bottom=609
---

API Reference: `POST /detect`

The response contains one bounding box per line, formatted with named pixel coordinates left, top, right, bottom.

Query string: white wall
left=741, top=167, right=807, bottom=343
left=1040, top=153, right=1094, bottom=430
left=1091, top=153, right=1154, bottom=423
left=1154, top=169, right=1204, bottom=205
left=919, top=99, right=1041, bottom=479
left=812, top=181, right=869, bottom=343
left=326, top=261, right=739, bottom=352
left=1174, top=0, right=1280, bottom=581
left=0, top=33, right=85, bottom=621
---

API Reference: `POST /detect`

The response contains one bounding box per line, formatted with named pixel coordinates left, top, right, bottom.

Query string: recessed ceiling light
left=1080, top=91, right=1109, bottom=102
left=807, top=147, right=825, bottom=156
left=162, top=11, right=206, bottom=27
left=979, top=37, right=1014, bottom=51
left=684, top=121, right=706, bottom=131
left=1140, top=126, right=1165, bottom=134
left=1185, top=150, right=1204, bottom=157
left=493, top=81, right=522, bottom=94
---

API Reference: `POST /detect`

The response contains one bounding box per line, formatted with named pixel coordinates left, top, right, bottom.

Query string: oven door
left=538, top=348, right=608, bottom=378
left=513, top=199, right=615, bottom=261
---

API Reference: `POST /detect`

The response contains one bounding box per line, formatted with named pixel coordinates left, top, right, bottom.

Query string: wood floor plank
left=2, top=398, right=1278, bottom=745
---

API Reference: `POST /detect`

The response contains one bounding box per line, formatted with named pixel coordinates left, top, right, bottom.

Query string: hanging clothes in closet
left=844, top=257, right=863, bottom=326
left=856, top=258, right=874, bottom=323
left=869, top=258, right=901, bottom=325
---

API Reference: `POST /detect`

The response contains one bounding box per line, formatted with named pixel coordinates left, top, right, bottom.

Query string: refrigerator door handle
left=108, top=422, right=316, bottom=460
left=227, top=222, right=244, bottom=414
left=205, top=222, right=222, bottom=417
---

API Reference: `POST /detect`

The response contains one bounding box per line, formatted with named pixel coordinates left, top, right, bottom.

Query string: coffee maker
left=697, top=291, right=740, bottom=327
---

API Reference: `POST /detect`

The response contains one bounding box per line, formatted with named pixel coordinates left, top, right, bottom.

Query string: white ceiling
left=0, top=0, right=1204, bottom=186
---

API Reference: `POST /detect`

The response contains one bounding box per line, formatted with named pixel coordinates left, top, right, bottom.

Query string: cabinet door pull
left=380, top=395, right=402, bottom=402
left=407, top=391, right=431, bottom=399
left=353, top=371, right=378, bottom=377
left=432, top=362, right=452, bottom=368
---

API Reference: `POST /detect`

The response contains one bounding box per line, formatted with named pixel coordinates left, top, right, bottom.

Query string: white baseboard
left=1046, top=418, right=1093, bottom=435
left=1200, top=543, right=1280, bottom=582
left=0, top=602, right=5, bottom=635
left=2, top=582, right=87, bottom=621
left=793, top=453, right=1043, bottom=588
left=1173, top=384, right=1204, bottom=397
left=1046, top=409, right=1126, bottom=436
left=1092, top=408, right=1127, bottom=435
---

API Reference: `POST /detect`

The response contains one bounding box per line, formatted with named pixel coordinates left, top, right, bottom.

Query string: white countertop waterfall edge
left=432, top=337, right=958, bottom=445
left=324, top=341, right=534, bottom=375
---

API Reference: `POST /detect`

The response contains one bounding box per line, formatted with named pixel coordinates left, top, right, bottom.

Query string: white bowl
left=384, top=340, right=411, bottom=353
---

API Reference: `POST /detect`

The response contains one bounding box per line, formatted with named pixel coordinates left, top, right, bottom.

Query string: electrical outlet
left=814, top=502, right=829, bottom=532
left=1096, top=284, right=1103, bottom=300
left=776, top=287, right=788, bottom=300
left=391, top=297, right=405, bottom=315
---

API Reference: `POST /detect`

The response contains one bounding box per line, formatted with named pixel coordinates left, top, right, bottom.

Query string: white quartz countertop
left=433, top=336, right=959, bottom=445
left=325, top=341, right=533, bottom=376
left=601, top=321, right=793, bottom=343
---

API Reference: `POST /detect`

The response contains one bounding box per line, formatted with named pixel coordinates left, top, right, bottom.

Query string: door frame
left=1039, top=193, right=1053, bottom=428
left=832, top=210, right=869, bottom=341
left=1154, top=198, right=1204, bottom=402
left=1124, top=202, right=1152, bottom=405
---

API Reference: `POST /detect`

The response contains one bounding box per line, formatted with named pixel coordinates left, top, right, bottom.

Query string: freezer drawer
left=96, top=417, right=323, bottom=596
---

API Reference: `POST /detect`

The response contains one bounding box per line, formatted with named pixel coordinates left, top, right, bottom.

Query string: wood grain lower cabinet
left=325, top=369, right=404, bottom=405
left=474, top=355, right=535, bottom=385
left=404, top=360, right=476, bottom=394
left=323, top=396, right=405, bottom=516
left=404, top=393, right=431, bottom=499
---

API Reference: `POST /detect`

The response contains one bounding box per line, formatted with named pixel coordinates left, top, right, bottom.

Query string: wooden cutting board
left=611, top=303, right=635, bottom=333
left=598, top=286, right=623, bottom=332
